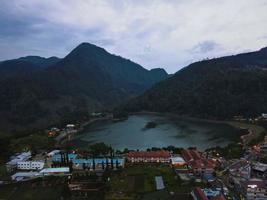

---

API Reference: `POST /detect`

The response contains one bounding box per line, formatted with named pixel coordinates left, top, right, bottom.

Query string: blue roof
left=52, top=153, right=78, bottom=162
left=73, top=158, right=124, bottom=165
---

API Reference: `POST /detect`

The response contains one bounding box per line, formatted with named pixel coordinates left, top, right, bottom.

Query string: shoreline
left=55, top=115, right=112, bottom=147
left=57, top=111, right=265, bottom=149
left=132, top=111, right=266, bottom=146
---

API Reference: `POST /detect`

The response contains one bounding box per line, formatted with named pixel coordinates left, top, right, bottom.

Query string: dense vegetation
left=0, top=43, right=168, bottom=134
left=121, top=47, right=267, bottom=119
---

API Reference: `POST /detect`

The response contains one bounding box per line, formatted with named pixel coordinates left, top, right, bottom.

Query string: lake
left=71, top=113, right=242, bottom=150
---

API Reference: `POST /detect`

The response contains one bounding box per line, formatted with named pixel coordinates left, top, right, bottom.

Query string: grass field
left=105, top=164, right=200, bottom=200
left=0, top=177, right=69, bottom=200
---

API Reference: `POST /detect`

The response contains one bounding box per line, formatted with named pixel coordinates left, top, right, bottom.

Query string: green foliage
left=88, top=142, right=112, bottom=156
left=122, top=47, right=267, bottom=120
left=0, top=43, right=168, bottom=133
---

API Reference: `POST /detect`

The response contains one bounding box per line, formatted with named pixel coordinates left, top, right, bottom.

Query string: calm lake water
left=72, top=113, right=241, bottom=150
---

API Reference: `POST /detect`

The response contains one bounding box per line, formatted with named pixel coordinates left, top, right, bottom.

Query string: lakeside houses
left=181, top=149, right=217, bottom=176
left=17, top=161, right=44, bottom=170
left=126, top=150, right=171, bottom=163
left=191, top=187, right=227, bottom=200
left=246, top=179, right=267, bottom=200
left=6, top=151, right=32, bottom=172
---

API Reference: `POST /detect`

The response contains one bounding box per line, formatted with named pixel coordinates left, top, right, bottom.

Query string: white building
left=11, top=172, right=39, bottom=181
left=39, top=167, right=70, bottom=176
left=6, top=151, right=32, bottom=172
left=17, top=161, right=44, bottom=170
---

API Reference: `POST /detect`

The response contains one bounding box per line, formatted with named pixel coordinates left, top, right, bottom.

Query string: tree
left=88, top=142, right=111, bottom=156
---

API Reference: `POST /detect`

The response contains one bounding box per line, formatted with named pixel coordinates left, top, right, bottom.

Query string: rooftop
left=126, top=150, right=171, bottom=158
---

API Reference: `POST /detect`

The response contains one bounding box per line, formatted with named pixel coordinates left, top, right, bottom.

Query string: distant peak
left=260, top=46, right=267, bottom=52
left=150, top=68, right=168, bottom=75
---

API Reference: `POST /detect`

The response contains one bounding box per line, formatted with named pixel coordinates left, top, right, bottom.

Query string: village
left=0, top=113, right=267, bottom=200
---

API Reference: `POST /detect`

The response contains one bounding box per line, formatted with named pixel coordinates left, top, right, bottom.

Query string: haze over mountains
left=0, top=43, right=168, bottom=133
left=121, top=46, right=267, bottom=119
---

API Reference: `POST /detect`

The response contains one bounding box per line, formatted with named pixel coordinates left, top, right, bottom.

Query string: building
left=6, top=151, right=32, bottom=172
left=39, top=167, right=70, bottom=176
left=181, top=149, right=216, bottom=175
left=170, top=155, right=186, bottom=167
left=155, top=176, right=165, bottom=190
left=17, top=161, right=45, bottom=170
left=191, top=187, right=209, bottom=200
left=11, top=172, right=39, bottom=181
left=47, top=150, right=61, bottom=157
left=52, top=153, right=78, bottom=162
left=72, top=158, right=124, bottom=170
left=126, top=150, right=171, bottom=163
left=246, top=179, right=267, bottom=200
left=229, top=160, right=251, bottom=180
left=252, top=162, right=267, bottom=178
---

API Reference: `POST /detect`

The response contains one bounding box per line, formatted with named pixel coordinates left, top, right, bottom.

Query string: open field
left=0, top=177, right=69, bottom=200
left=105, top=164, right=203, bottom=200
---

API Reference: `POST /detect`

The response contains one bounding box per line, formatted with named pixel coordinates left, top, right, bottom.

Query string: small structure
left=155, top=176, right=165, bottom=190
left=17, top=161, right=44, bottom=170
left=170, top=155, right=186, bottom=166
left=11, top=172, right=39, bottom=181
left=252, top=162, right=267, bottom=178
left=39, top=167, right=70, bottom=176
left=47, top=150, right=61, bottom=157
left=126, top=150, right=171, bottom=163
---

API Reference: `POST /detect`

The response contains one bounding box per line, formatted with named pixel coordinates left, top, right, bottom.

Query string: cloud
left=0, top=0, right=267, bottom=73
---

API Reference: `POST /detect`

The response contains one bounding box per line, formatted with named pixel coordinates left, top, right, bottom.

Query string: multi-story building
left=126, top=150, right=171, bottom=163
left=6, top=151, right=32, bottom=172
left=17, top=161, right=45, bottom=170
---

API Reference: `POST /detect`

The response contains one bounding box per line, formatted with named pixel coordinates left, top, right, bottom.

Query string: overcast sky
left=1, top=0, right=267, bottom=73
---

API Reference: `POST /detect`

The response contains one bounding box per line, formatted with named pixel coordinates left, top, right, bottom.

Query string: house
left=17, top=161, right=44, bottom=170
left=246, top=179, right=267, bottom=200
left=126, top=150, right=171, bottom=163
left=252, top=162, right=267, bottom=178
left=191, top=187, right=208, bottom=200
left=181, top=149, right=216, bottom=175
left=6, top=151, right=32, bottom=172
left=170, top=155, right=186, bottom=166
left=229, top=160, right=251, bottom=180
left=39, top=167, right=70, bottom=176
left=72, top=158, right=125, bottom=170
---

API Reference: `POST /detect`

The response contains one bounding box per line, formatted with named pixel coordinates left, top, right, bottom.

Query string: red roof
left=193, top=187, right=208, bottom=200
left=211, top=195, right=226, bottom=200
left=126, top=150, right=171, bottom=158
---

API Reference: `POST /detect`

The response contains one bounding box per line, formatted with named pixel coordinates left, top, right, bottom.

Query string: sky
left=1, top=0, right=267, bottom=73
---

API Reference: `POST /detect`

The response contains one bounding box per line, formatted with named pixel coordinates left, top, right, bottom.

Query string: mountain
left=121, top=46, right=267, bottom=119
left=0, top=56, right=60, bottom=80
left=0, top=43, right=168, bottom=133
